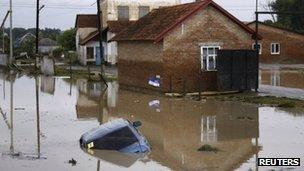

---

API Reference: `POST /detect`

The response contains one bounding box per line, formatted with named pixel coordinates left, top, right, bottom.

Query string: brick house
left=76, top=0, right=180, bottom=66
left=112, top=0, right=258, bottom=93
left=247, top=22, right=304, bottom=63
left=76, top=17, right=134, bottom=65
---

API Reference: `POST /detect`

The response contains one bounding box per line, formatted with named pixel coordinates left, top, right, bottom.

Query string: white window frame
left=252, top=43, right=262, bottom=55
left=270, top=43, right=280, bottom=55
left=200, top=46, right=221, bottom=71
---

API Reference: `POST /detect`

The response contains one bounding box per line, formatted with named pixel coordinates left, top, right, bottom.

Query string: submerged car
left=80, top=118, right=150, bottom=153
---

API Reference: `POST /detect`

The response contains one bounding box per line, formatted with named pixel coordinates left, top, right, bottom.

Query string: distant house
left=75, top=0, right=180, bottom=66
left=75, top=14, right=101, bottom=65
left=13, top=33, right=36, bottom=48
left=38, top=38, right=59, bottom=55
left=247, top=22, right=304, bottom=63
left=112, top=0, right=258, bottom=92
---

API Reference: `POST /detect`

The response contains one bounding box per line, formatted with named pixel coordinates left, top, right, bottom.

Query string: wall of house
left=248, top=24, right=304, bottom=63
left=78, top=41, right=103, bottom=65
left=38, top=46, right=59, bottom=55
left=101, top=0, right=180, bottom=27
left=162, top=5, right=253, bottom=92
left=76, top=28, right=98, bottom=64
left=106, top=32, right=118, bottom=65
left=117, top=41, right=164, bottom=91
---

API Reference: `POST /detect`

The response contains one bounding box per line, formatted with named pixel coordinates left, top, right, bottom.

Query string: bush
left=66, top=52, right=79, bottom=64
left=52, top=47, right=65, bottom=58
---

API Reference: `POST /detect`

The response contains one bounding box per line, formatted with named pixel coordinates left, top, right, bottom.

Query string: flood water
left=259, top=68, right=304, bottom=99
left=0, top=72, right=304, bottom=171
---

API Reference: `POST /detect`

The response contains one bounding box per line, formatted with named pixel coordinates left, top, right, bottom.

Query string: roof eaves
left=80, top=31, right=99, bottom=45
left=247, top=21, right=304, bottom=37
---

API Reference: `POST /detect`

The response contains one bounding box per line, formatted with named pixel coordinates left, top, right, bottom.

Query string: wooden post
left=88, top=65, right=91, bottom=80
left=255, top=12, right=259, bottom=92
left=183, top=78, right=186, bottom=97
left=198, top=70, right=202, bottom=100
left=169, top=75, right=172, bottom=93
left=69, top=53, right=72, bottom=76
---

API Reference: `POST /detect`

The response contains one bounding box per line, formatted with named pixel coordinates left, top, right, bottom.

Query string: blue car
left=80, top=118, right=150, bottom=154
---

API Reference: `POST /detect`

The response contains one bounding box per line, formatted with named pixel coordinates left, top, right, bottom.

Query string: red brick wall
left=117, top=41, right=164, bottom=91
left=248, top=24, right=304, bottom=63
left=117, top=6, right=254, bottom=93
left=162, top=6, right=253, bottom=92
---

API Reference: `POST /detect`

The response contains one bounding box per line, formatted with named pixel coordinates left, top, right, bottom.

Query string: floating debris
left=68, top=158, right=77, bottom=166
left=14, top=108, right=26, bottom=111
left=198, top=145, right=219, bottom=153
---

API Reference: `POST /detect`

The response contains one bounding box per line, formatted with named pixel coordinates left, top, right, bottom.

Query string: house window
left=252, top=43, right=262, bottom=55
left=200, top=46, right=220, bottom=71
left=271, top=43, right=280, bottom=55
left=118, top=6, right=129, bottom=20
left=139, top=6, right=150, bottom=18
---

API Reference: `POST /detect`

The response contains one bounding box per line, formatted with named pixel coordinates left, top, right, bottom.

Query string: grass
left=213, top=94, right=304, bottom=109
left=198, top=145, right=219, bottom=152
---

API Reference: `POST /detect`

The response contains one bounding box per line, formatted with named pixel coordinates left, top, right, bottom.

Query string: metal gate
left=217, top=50, right=258, bottom=91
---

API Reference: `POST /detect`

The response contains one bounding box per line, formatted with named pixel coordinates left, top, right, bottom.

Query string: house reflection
left=75, top=80, right=118, bottom=122
left=40, top=76, right=55, bottom=95
left=260, top=69, right=304, bottom=89
left=78, top=86, right=260, bottom=171
left=111, top=91, right=259, bottom=171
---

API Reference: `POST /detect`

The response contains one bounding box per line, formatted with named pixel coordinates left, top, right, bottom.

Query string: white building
left=76, top=0, right=180, bottom=66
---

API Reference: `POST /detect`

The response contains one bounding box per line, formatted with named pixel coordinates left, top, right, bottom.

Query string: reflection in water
left=41, top=76, right=55, bottom=95
left=77, top=86, right=260, bottom=171
left=35, top=76, right=41, bottom=159
left=83, top=149, right=147, bottom=168
left=201, top=116, right=217, bottom=143
left=10, top=73, right=14, bottom=154
left=0, top=74, right=303, bottom=171
left=260, top=68, right=304, bottom=89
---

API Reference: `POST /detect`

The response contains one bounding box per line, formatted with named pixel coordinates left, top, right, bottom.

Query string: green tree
left=57, top=28, right=76, bottom=51
left=14, top=36, right=35, bottom=57
left=269, top=0, right=304, bottom=33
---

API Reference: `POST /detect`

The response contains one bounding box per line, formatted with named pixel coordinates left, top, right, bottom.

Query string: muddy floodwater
left=0, top=73, right=304, bottom=171
left=260, top=67, right=304, bottom=99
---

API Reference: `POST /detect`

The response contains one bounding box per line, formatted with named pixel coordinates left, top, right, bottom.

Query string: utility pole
left=1, top=11, right=10, bottom=54
left=9, top=0, right=13, bottom=65
left=96, top=0, right=108, bottom=87
left=35, top=0, right=40, bottom=69
left=255, top=0, right=259, bottom=91
left=2, top=29, right=4, bottom=53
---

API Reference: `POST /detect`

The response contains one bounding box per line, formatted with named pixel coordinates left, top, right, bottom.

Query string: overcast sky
left=0, top=0, right=271, bottom=30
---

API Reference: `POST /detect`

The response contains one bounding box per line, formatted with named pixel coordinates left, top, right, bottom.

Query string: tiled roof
left=80, top=21, right=136, bottom=45
left=107, top=21, right=136, bottom=33
left=247, top=21, right=304, bottom=36
left=75, top=14, right=100, bottom=28
left=112, top=0, right=258, bottom=42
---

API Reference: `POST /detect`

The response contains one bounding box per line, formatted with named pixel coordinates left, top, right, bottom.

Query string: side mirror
left=133, top=121, right=142, bottom=128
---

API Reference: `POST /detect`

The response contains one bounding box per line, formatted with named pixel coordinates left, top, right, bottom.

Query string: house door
left=95, top=47, right=102, bottom=66
left=87, top=47, right=94, bottom=61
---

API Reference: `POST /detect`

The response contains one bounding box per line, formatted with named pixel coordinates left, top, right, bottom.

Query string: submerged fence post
left=169, top=75, right=172, bottom=93
left=198, top=70, right=202, bottom=101
left=183, top=78, right=186, bottom=97
left=87, top=65, right=91, bottom=80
